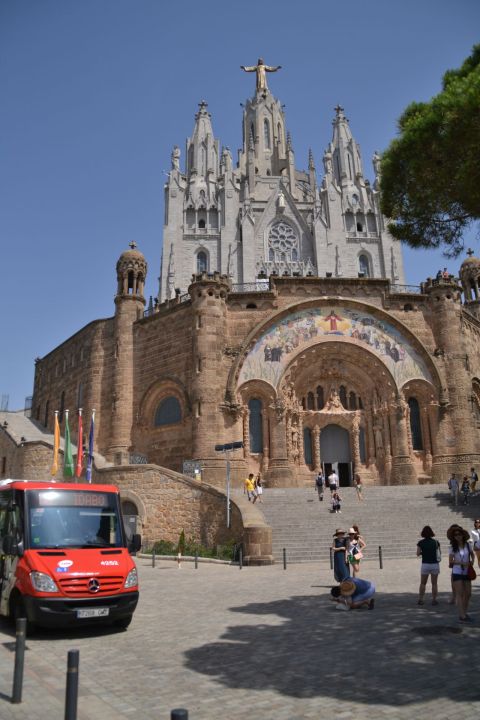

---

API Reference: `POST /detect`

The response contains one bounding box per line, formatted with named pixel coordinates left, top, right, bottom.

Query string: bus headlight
left=124, top=568, right=138, bottom=588
left=30, top=572, right=59, bottom=593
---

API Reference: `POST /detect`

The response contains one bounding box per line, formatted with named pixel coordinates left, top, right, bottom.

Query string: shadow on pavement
left=185, top=590, right=479, bottom=705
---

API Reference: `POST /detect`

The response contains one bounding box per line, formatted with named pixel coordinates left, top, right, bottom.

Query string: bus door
left=0, top=490, right=23, bottom=617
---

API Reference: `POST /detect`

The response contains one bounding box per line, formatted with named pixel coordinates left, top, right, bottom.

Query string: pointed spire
left=287, top=131, right=292, bottom=151
left=249, top=126, right=255, bottom=151
left=308, top=148, right=315, bottom=170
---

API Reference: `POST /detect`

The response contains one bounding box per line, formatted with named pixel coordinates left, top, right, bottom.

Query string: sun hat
left=340, top=579, right=356, bottom=596
left=348, top=527, right=357, bottom=534
left=451, top=528, right=470, bottom=543
left=333, top=528, right=346, bottom=536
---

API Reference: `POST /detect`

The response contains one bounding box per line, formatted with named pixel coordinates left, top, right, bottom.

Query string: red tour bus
left=0, top=480, right=141, bottom=631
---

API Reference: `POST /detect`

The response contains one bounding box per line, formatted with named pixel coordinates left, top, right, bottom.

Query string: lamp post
left=215, top=441, right=244, bottom=528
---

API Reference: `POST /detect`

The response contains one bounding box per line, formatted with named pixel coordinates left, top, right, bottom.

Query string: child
left=331, top=490, right=342, bottom=513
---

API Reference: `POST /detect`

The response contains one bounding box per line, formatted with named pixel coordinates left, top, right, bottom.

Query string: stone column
left=422, top=405, right=432, bottom=472
left=365, top=408, right=375, bottom=467
left=352, top=414, right=361, bottom=469
left=382, top=411, right=393, bottom=485
left=389, top=398, right=417, bottom=484
left=312, top=426, right=320, bottom=471
left=264, top=402, right=295, bottom=486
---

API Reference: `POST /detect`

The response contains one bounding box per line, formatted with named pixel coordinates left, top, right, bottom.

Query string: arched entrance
left=320, top=424, right=352, bottom=486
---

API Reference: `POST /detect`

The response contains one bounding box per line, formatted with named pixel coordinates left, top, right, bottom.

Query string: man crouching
left=331, top=578, right=376, bottom=610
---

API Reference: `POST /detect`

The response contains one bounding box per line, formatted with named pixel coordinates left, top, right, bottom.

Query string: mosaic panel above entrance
left=238, top=306, right=432, bottom=389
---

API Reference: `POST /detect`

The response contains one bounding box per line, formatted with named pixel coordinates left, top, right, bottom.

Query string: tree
left=380, top=46, right=480, bottom=257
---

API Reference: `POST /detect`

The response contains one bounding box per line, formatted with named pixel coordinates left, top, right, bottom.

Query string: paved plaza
left=0, top=556, right=478, bottom=720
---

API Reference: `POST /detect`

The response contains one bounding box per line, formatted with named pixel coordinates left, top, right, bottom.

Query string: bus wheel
left=113, top=615, right=132, bottom=630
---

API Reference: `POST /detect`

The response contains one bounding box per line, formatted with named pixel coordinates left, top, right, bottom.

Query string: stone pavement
left=0, top=556, right=479, bottom=720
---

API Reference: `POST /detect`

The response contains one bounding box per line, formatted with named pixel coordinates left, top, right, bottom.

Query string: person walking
left=470, top=467, right=478, bottom=494
left=332, top=529, right=350, bottom=583
left=244, top=473, right=257, bottom=503
left=354, top=473, right=364, bottom=501
left=461, top=476, right=471, bottom=505
left=254, top=474, right=263, bottom=503
left=416, top=525, right=441, bottom=606
left=449, top=527, right=475, bottom=623
left=347, top=527, right=366, bottom=577
left=315, top=471, right=325, bottom=502
left=471, top=519, right=480, bottom=568
left=328, top=469, right=339, bottom=496
left=447, top=473, right=459, bottom=505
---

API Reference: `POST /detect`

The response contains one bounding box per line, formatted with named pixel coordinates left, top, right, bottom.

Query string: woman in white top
left=471, top=519, right=480, bottom=568
left=449, top=527, right=475, bottom=623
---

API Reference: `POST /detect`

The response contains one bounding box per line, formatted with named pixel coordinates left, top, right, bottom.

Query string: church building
left=22, top=62, right=480, bottom=493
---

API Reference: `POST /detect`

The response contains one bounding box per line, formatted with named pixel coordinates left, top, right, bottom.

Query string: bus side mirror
left=3, top=535, right=22, bottom=556
left=129, top=534, right=141, bottom=554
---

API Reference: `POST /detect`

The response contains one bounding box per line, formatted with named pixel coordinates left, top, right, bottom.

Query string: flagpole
left=50, top=410, right=60, bottom=478
left=86, top=409, right=96, bottom=484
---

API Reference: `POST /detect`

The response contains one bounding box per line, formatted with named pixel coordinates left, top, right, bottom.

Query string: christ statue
left=240, top=58, right=282, bottom=92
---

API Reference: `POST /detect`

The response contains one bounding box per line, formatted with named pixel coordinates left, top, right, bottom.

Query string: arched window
left=198, top=218, right=206, bottom=229
left=59, top=391, right=65, bottom=424
left=408, top=397, right=423, bottom=450
left=197, top=251, right=208, bottom=273
left=154, top=397, right=182, bottom=426
left=307, top=392, right=315, bottom=410
left=44, top=400, right=50, bottom=428
left=264, top=119, right=270, bottom=149
left=316, top=386, right=324, bottom=410
left=277, top=123, right=282, bottom=146
left=248, top=398, right=263, bottom=453
left=349, top=391, right=357, bottom=410
left=339, top=386, right=347, bottom=408
left=303, top=427, right=313, bottom=465
left=359, top=254, right=370, bottom=277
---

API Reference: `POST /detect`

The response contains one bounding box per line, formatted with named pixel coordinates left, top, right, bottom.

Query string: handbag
left=436, top=542, right=441, bottom=563
left=467, top=563, right=477, bottom=581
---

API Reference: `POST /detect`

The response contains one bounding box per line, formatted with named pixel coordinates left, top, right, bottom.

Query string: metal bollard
left=11, top=617, right=26, bottom=704
left=378, top=545, right=383, bottom=569
left=283, top=547, right=287, bottom=570
left=171, top=710, right=189, bottom=720
left=239, top=547, right=243, bottom=569
left=64, top=649, right=80, bottom=720
left=329, top=546, right=333, bottom=570
left=152, top=551, right=156, bottom=568
left=195, top=551, right=198, bottom=569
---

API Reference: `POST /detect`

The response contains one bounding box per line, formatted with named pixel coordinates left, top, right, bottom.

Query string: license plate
left=76, top=607, right=109, bottom=619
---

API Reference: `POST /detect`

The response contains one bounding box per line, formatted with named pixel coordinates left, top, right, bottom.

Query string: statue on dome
left=241, top=58, right=282, bottom=92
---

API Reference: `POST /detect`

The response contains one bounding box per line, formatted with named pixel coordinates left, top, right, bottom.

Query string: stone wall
left=0, top=432, right=53, bottom=481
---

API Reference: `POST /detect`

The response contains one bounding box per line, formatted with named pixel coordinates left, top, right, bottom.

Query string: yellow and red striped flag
left=75, top=408, right=84, bottom=479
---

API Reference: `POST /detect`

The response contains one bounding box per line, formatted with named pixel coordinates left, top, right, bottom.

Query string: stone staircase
left=256, top=485, right=480, bottom=563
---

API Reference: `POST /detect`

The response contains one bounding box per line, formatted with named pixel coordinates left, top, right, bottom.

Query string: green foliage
left=147, top=536, right=237, bottom=561
left=380, top=45, right=480, bottom=257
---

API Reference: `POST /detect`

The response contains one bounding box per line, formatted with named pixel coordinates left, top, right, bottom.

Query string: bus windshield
left=26, top=490, right=123, bottom=549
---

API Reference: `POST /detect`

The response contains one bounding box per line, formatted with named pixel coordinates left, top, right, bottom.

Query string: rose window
left=268, top=222, right=298, bottom=262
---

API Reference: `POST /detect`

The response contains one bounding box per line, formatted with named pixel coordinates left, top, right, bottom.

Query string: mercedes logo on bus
left=88, top=578, right=100, bottom=594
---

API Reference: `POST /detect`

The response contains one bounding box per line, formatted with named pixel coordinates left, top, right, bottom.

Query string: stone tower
left=108, top=242, right=147, bottom=464
left=158, top=64, right=405, bottom=301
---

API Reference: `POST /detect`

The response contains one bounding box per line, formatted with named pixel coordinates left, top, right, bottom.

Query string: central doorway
left=320, top=424, right=352, bottom=486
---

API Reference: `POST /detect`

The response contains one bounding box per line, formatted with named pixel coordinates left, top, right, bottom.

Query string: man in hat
left=331, top=578, right=376, bottom=610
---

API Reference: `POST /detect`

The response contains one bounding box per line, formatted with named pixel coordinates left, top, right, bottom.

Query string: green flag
left=63, top=409, right=74, bottom=478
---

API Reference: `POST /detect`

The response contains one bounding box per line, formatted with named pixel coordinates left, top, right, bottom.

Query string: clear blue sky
left=1, top=0, right=479, bottom=410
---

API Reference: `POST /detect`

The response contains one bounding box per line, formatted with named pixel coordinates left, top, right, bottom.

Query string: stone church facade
left=25, top=69, right=480, bottom=493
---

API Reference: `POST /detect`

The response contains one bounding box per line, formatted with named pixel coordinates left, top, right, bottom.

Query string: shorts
left=421, top=563, right=440, bottom=575
left=353, top=583, right=375, bottom=603
left=451, top=573, right=470, bottom=582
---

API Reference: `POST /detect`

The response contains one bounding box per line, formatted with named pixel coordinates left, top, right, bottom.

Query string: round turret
left=116, top=241, right=147, bottom=300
